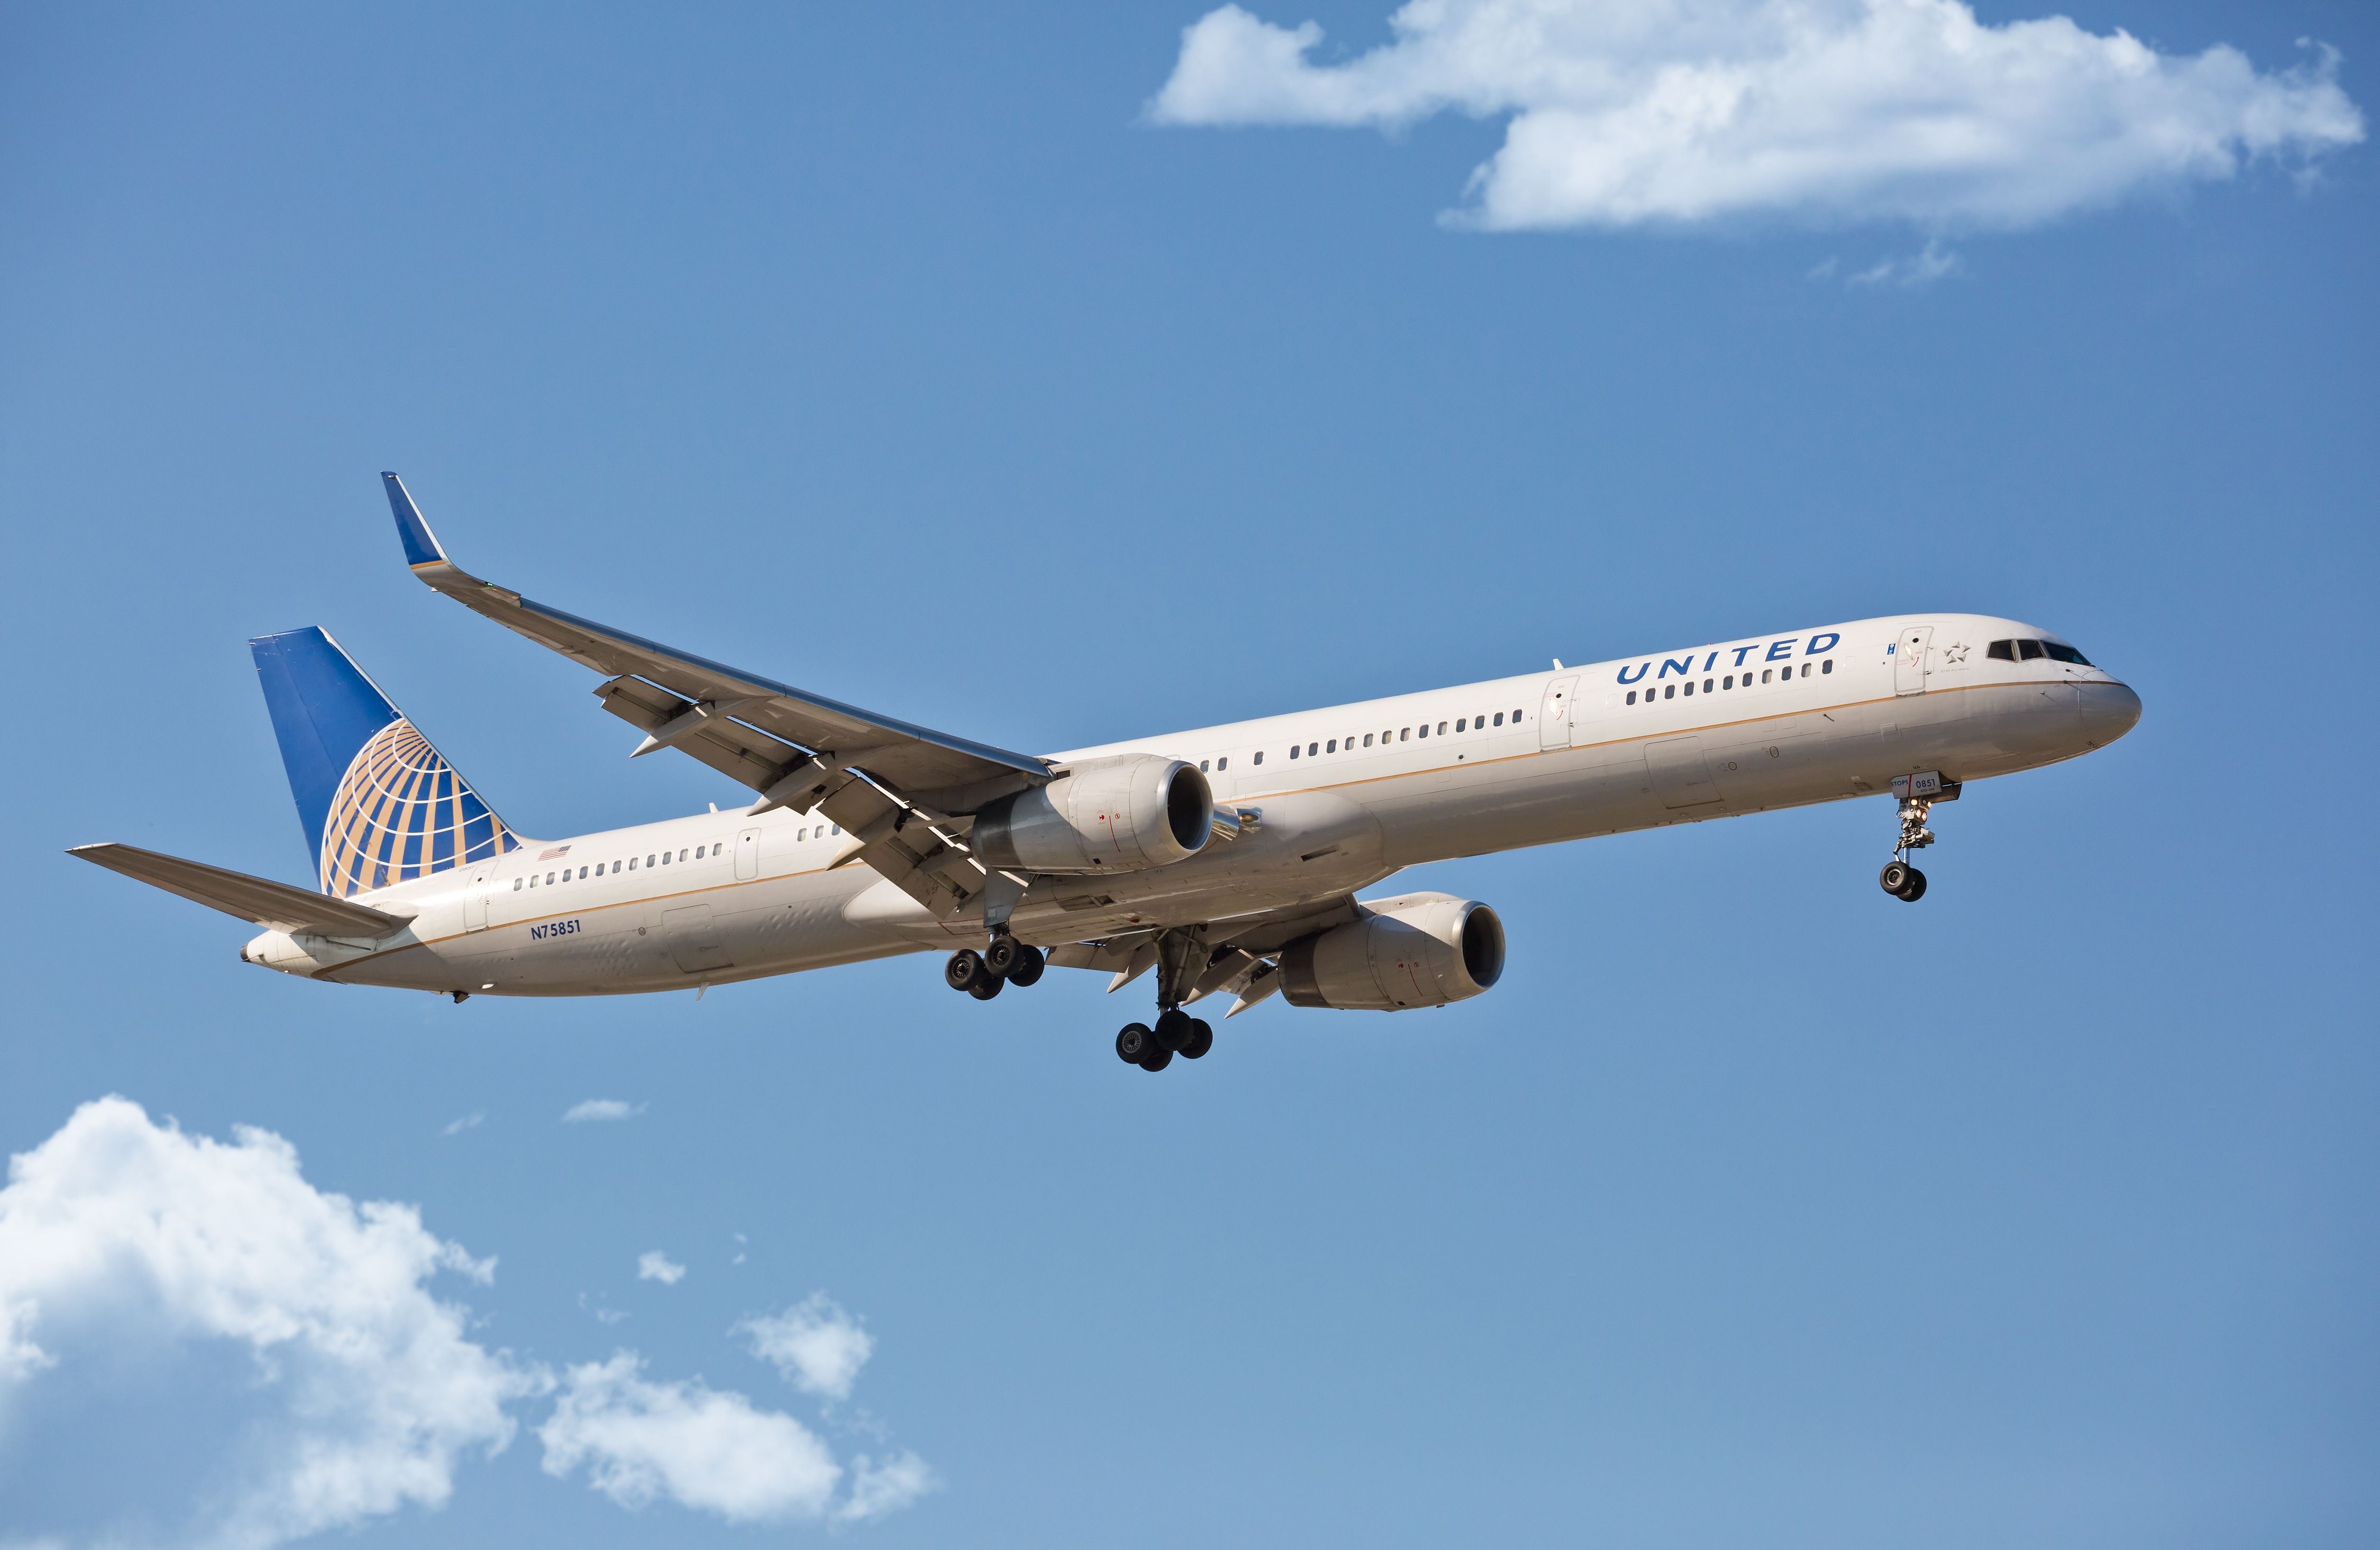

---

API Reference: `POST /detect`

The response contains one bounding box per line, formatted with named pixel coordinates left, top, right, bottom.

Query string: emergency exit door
left=1540, top=676, right=1578, bottom=750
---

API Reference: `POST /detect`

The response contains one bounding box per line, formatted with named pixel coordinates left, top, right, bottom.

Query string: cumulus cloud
left=0, top=1097, right=931, bottom=1538
left=539, top=1355, right=841, bottom=1522
left=637, top=1251, right=687, bottom=1286
left=562, top=1098, right=644, bottom=1123
left=1148, top=0, right=2365, bottom=231
left=735, top=1295, right=874, bottom=1402
left=0, top=1097, right=534, bottom=1549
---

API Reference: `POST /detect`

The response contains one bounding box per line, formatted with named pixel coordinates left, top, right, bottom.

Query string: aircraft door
left=463, top=870, right=489, bottom=932
left=735, top=827, right=762, bottom=881
left=1540, top=676, right=1578, bottom=751
left=1894, top=625, right=1933, bottom=696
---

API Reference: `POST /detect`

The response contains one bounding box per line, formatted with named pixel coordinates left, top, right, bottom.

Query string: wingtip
left=381, top=471, right=449, bottom=568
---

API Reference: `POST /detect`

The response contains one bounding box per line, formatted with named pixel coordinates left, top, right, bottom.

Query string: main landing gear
left=1879, top=790, right=1938, bottom=903
left=1114, top=928, right=1213, bottom=1074
left=945, top=931, right=1045, bottom=1001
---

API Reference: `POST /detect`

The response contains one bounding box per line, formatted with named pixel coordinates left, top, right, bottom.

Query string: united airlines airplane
left=74, top=474, right=2141, bottom=1071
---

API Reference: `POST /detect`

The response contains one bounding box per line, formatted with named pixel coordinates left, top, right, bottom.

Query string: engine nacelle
left=1279, top=893, right=1505, bottom=1011
left=971, top=755, right=1213, bottom=874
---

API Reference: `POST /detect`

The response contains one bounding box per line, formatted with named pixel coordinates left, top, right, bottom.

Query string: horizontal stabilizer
left=68, top=843, right=412, bottom=937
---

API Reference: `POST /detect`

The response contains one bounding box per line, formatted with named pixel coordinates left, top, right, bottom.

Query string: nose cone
left=2077, top=681, right=2142, bottom=748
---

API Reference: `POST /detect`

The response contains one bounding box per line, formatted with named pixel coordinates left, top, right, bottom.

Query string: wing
left=385, top=473, right=1047, bottom=920
left=70, top=843, right=412, bottom=937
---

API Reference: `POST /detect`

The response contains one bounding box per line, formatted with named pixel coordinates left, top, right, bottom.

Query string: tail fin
left=249, top=627, right=517, bottom=897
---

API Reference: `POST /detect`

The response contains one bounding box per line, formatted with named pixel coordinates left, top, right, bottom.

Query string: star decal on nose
left=1944, top=641, right=1970, bottom=664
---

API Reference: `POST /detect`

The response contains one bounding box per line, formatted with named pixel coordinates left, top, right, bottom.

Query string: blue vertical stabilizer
left=250, top=627, right=515, bottom=897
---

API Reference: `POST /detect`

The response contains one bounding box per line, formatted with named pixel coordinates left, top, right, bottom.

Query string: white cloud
left=1846, top=236, right=1963, bottom=286
left=538, top=1354, right=842, bottom=1523
left=562, top=1098, right=644, bottom=1123
left=637, top=1251, right=687, bottom=1286
left=1148, top=0, right=2365, bottom=231
left=0, top=1097, right=535, bottom=1550
left=440, top=1112, right=485, bottom=1136
left=838, top=1450, right=938, bottom=1523
left=735, top=1294, right=875, bottom=1402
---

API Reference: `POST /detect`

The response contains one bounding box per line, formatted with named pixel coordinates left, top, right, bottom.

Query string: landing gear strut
left=1113, top=928, right=1213, bottom=1073
left=1879, top=792, right=1936, bottom=902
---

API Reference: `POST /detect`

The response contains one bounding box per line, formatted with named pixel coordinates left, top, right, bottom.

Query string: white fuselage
left=243, top=613, right=2140, bottom=998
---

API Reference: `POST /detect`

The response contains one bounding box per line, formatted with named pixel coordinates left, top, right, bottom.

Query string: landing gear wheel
left=984, top=935, right=1021, bottom=978
left=1178, top=1018, right=1213, bottom=1060
left=1000, top=938, right=1047, bottom=990
left=1879, top=861, right=1913, bottom=897
left=1139, top=1045, right=1174, bottom=1072
left=968, top=973, right=1004, bottom=999
left=946, top=949, right=991, bottom=993
left=1116, top=1023, right=1156, bottom=1064
left=1154, top=1007, right=1194, bottom=1051
left=1897, top=866, right=1927, bottom=902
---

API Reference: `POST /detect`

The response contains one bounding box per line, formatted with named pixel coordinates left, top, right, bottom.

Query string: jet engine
left=1279, top=893, right=1505, bottom=1011
left=971, top=755, right=1214, bottom=874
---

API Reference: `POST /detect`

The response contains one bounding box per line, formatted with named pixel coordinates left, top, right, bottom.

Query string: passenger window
left=1362, top=733, right=1374, bottom=747
left=513, top=878, right=523, bottom=891
left=1290, top=745, right=1301, bottom=760
left=1218, top=756, right=1228, bottom=770
left=1200, top=759, right=1210, bottom=772
left=1456, top=718, right=1466, bottom=732
left=1761, top=669, right=1772, bottom=683
left=798, top=828, right=807, bottom=841
left=1492, top=712, right=1503, bottom=727
left=1723, top=675, right=1733, bottom=689
left=678, top=849, right=688, bottom=861
left=1253, top=750, right=1264, bottom=765
left=1987, top=640, right=2016, bottom=661
left=1800, top=663, right=1811, bottom=677
left=1417, top=724, right=1428, bottom=738
left=1308, top=742, right=1317, bottom=757
left=830, top=826, right=839, bottom=836
left=629, top=858, right=638, bottom=870
left=2017, top=639, right=2044, bottom=661
left=1702, top=678, right=1712, bottom=692
left=1663, top=684, right=1675, bottom=700
left=1512, top=709, right=1522, bottom=721
left=1682, top=683, right=1693, bottom=698
left=1400, top=728, right=1409, bottom=741
left=545, top=873, right=554, bottom=885
left=1326, top=739, right=1335, bottom=753
left=578, top=866, right=589, bottom=879
left=1626, top=691, right=1637, bottom=705
left=1821, top=659, right=1833, bottom=674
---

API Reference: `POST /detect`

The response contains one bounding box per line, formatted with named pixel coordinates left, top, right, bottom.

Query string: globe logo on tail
left=319, top=718, right=514, bottom=897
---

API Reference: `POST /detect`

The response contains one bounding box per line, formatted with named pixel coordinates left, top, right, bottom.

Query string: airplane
left=72, top=473, right=2142, bottom=1072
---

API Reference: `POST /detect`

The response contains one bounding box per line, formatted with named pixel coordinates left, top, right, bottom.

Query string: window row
left=1987, top=638, right=2091, bottom=665
left=1197, top=708, right=1530, bottom=769
left=1627, top=661, right=1830, bottom=706
left=515, top=841, right=724, bottom=890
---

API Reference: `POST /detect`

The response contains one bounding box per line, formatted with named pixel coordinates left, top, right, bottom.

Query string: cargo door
left=1645, top=735, right=1721, bottom=809
left=1894, top=625, right=1934, bottom=696
left=661, top=904, right=734, bottom=974
left=735, top=826, right=762, bottom=881
left=1540, top=676, right=1578, bottom=751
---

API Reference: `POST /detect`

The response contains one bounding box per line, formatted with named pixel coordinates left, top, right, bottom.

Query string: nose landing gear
left=1879, top=785, right=1942, bottom=902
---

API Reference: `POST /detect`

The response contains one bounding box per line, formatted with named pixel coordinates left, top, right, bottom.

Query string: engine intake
left=1279, top=893, right=1505, bottom=1011
left=972, top=755, right=1213, bottom=874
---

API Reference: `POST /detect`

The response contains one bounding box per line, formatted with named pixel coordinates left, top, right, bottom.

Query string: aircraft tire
left=1116, top=1023, right=1156, bottom=1063
left=1155, top=1007, right=1194, bottom=1051
left=1004, top=945, right=1046, bottom=986
left=1879, top=862, right=1912, bottom=897
left=1139, top=1045, right=1175, bottom=1072
left=1898, top=867, right=1927, bottom=902
left=1178, top=1019, right=1214, bottom=1060
left=946, top=949, right=989, bottom=992
left=968, top=973, right=1004, bottom=1000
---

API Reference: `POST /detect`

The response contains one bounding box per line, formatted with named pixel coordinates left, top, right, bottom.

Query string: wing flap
left=70, top=843, right=412, bottom=937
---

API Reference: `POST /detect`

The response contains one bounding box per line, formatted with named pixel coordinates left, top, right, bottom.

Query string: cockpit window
left=2015, top=639, right=2045, bottom=661
left=1987, top=640, right=2015, bottom=661
left=2042, top=641, right=2092, bottom=666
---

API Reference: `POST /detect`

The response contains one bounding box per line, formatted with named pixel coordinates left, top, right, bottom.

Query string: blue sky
left=2, top=2, right=2374, bottom=1545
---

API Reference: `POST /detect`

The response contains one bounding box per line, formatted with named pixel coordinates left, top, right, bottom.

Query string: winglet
left=383, top=472, right=448, bottom=568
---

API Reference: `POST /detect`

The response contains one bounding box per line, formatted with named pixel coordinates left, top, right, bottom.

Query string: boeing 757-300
left=72, top=473, right=2142, bottom=1071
